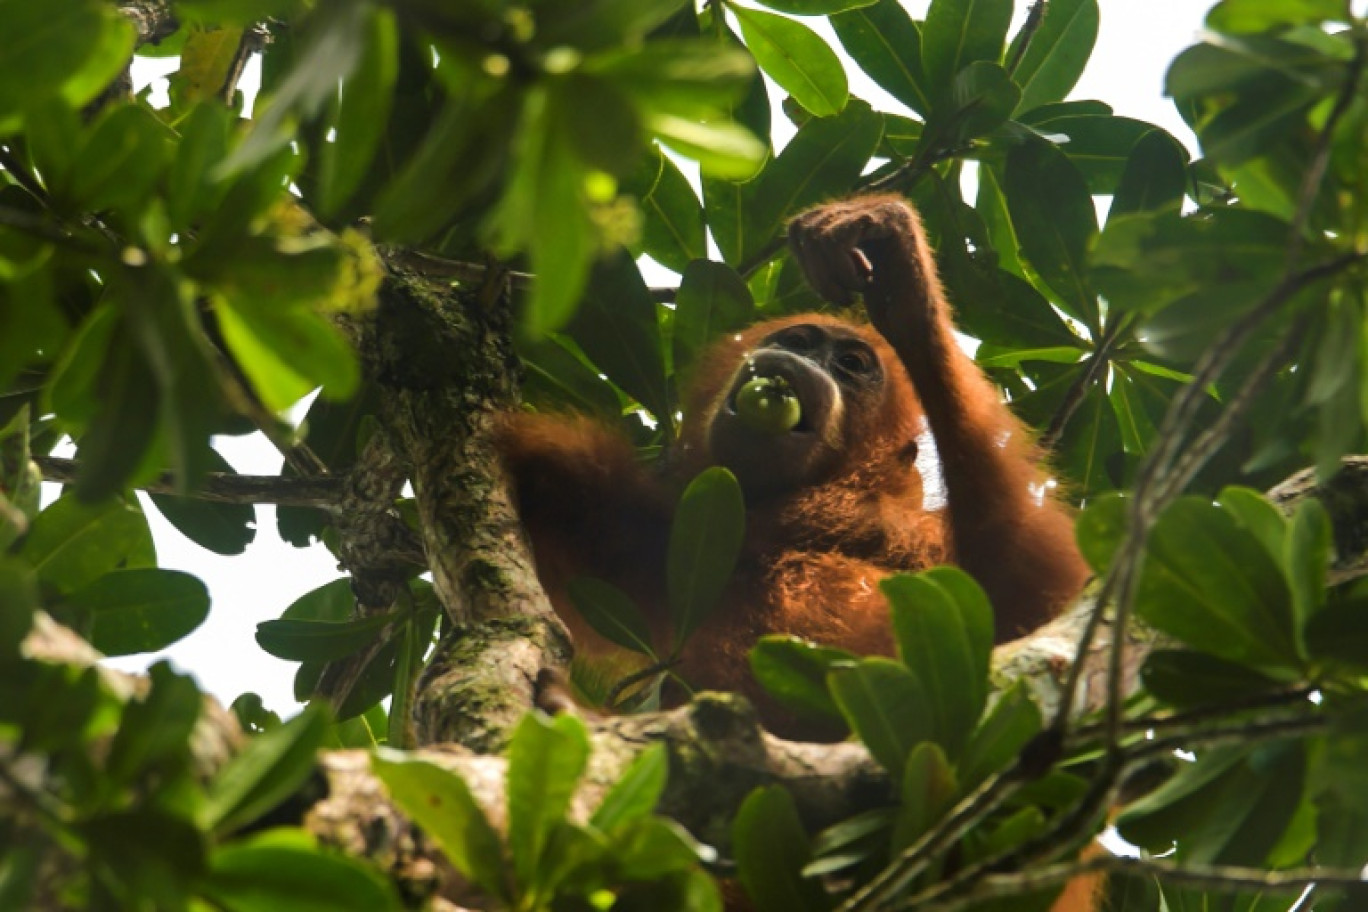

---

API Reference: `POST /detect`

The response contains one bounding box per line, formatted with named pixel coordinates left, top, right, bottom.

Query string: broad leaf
left=203, top=705, right=331, bottom=836
left=69, top=568, right=210, bottom=656
left=749, top=636, right=856, bottom=727
left=568, top=577, right=657, bottom=657
left=883, top=568, right=993, bottom=761
left=673, top=260, right=755, bottom=377
left=203, top=828, right=401, bottom=912
left=920, top=0, right=1012, bottom=103
left=829, top=658, right=932, bottom=778
left=1137, top=498, right=1300, bottom=672
left=668, top=467, right=745, bottom=649
left=830, top=0, right=931, bottom=117
left=732, top=6, right=848, bottom=118
left=372, top=749, right=509, bottom=902
left=733, top=786, right=827, bottom=912
left=506, top=713, right=591, bottom=888
left=1008, top=0, right=1098, bottom=115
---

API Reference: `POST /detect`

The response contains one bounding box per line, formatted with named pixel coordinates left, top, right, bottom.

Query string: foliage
left=4, top=0, right=1368, bottom=909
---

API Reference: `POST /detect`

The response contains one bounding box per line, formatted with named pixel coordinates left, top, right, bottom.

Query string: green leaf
left=891, top=742, right=958, bottom=853
left=1003, top=139, right=1098, bottom=328
left=1140, top=650, right=1283, bottom=709
left=203, top=828, right=401, bottom=912
left=570, top=249, right=671, bottom=423
left=506, top=713, right=591, bottom=888
left=149, top=447, right=257, bottom=556
left=203, top=705, right=331, bottom=836
left=1206, top=0, right=1347, bottom=34
left=1075, top=492, right=1128, bottom=574
left=882, top=568, right=993, bottom=761
left=830, top=0, right=931, bottom=117
left=255, top=612, right=398, bottom=663
left=105, top=662, right=201, bottom=783
left=0, top=557, right=37, bottom=656
left=959, top=681, right=1042, bottom=789
left=68, top=569, right=210, bottom=657
left=21, top=495, right=153, bottom=594
left=1092, top=209, right=1287, bottom=316
left=829, top=658, right=932, bottom=778
left=673, top=260, right=755, bottom=377
left=749, top=636, right=856, bottom=727
left=1198, top=80, right=1321, bottom=166
left=60, top=105, right=174, bottom=217
left=1110, top=129, right=1190, bottom=219
left=169, top=25, right=246, bottom=109
left=926, top=61, right=1019, bottom=148
left=371, top=749, right=509, bottom=902
left=217, top=294, right=359, bottom=412
left=223, top=2, right=370, bottom=174
left=535, top=0, right=688, bottom=52
left=516, top=335, right=623, bottom=420
left=1305, top=593, right=1368, bottom=671
left=1137, top=498, right=1300, bottom=672
left=732, top=5, right=848, bottom=118
left=920, top=0, right=1012, bottom=102
left=732, top=786, right=827, bottom=912
left=1286, top=499, right=1330, bottom=632
left=317, top=7, right=398, bottom=215
left=1040, top=115, right=1168, bottom=194
left=83, top=808, right=206, bottom=907
left=1216, top=486, right=1288, bottom=563
left=567, top=577, right=658, bottom=657
left=627, top=146, right=707, bottom=273
left=591, top=743, right=669, bottom=832
left=0, top=0, right=133, bottom=123
left=648, top=113, right=767, bottom=179
left=755, top=0, right=877, bottom=13
left=168, top=102, right=233, bottom=232
left=559, top=74, right=644, bottom=178
left=1118, top=743, right=1306, bottom=866
left=610, top=817, right=712, bottom=881
left=1007, top=0, right=1098, bottom=115
left=745, top=99, right=883, bottom=261
left=669, top=467, right=745, bottom=649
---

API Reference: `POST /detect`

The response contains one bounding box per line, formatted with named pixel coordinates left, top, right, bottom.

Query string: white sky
left=102, top=1, right=1212, bottom=713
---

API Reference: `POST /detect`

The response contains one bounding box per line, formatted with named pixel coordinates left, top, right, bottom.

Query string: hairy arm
left=788, top=196, right=1089, bottom=637
left=495, top=412, right=671, bottom=591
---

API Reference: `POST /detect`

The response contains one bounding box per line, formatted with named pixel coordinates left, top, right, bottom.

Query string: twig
left=35, top=454, right=345, bottom=507
left=908, top=855, right=1364, bottom=912
left=388, top=249, right=679, bottom=303
left=837, top=762, right=1032, bottom=910
left=1066, top=684, right=1317, bottom=747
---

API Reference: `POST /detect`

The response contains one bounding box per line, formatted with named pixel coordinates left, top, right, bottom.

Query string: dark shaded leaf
left=668, top=467, right=745, bottom=649
left=203, top=828, right=401, bottom=912
left=673, top=260, right=755, bottom=377
left=203, top=705, right=331, bottom=835
left=568, top=577, right=657, bottom=657
left=829, top=658, right=932, bottom=778
left=733, top=786, right=827, bottom=912
left=749, top=636, right=856, bottom=726
left=70, top=568, right=210, bottom=656
left=506, top=713, right=591, bottom=888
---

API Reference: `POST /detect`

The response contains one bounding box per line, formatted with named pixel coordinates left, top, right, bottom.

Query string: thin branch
left=34, top=455, right=345, bottom=507
left=388, top=249, right=679, bottom=303
left=1066, top=684, right=1317, bottom=747
left=837, top=761, right=1033, bottom=910
left=911, top=855, right=1364, bottom=912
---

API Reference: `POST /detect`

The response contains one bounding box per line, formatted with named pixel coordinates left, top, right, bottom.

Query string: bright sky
left=101, top=1, right=1212, bottom=714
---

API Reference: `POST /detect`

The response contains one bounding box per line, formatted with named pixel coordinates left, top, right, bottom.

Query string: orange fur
left=499, top=196, right=1096, bottom=904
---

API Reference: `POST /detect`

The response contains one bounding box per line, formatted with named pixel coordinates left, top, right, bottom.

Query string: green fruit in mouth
left=735, top=376, right=802, bottom=434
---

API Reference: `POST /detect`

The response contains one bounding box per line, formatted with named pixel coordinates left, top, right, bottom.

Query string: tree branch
left=33, top=455, right=345, bottom=506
